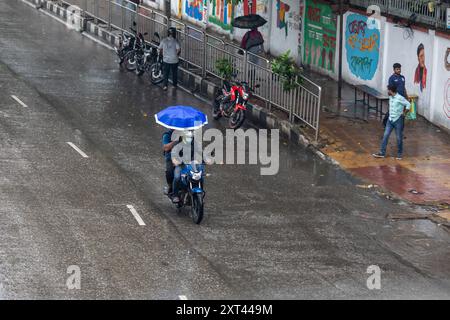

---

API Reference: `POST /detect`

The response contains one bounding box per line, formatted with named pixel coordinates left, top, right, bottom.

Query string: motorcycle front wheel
left=229, top=109, right=245, bottom=130
left=124, top=51, right=137, bottom=71
left=191, top=193, right=204, bottom=224
left=149, top=62, right=164, bottom=84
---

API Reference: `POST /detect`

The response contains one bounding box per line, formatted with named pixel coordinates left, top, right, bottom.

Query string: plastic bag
left=406, top=98, right=417, bottom=121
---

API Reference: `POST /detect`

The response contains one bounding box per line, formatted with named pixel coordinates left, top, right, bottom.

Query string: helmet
left=168, top=27, right=176, bottom=38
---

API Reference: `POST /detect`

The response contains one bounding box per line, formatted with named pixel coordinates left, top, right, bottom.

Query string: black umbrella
left=231, top=14, right=267, bottom=29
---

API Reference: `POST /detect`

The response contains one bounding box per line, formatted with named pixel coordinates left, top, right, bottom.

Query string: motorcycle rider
left=162, top=130, right=201, bottom=204
left=162, top=129, right=177, bottom=197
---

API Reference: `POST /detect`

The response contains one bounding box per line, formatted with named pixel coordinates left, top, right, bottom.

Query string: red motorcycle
left=212, top=80, right=259, bottom=129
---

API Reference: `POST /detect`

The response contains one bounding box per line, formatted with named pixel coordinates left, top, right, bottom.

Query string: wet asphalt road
left=0, top=0, right=449, bottom=299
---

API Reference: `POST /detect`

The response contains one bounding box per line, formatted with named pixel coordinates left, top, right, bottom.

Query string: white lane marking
left=81, top=32, right=115, bottom=51
left=66, top=142, right=89, bottom=158
left=11, top=95, right=28, bottom=108
left=178, top=295, right=188, bottom=300
left=127, top=205, right=146, bottom=226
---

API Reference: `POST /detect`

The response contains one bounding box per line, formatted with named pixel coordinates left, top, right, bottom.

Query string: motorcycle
left=149, top=49, right=164, bottom=85
left=134, top=32, right=161, bottom=78
left=212, top=78, right=259, bottom=129
left=171, top=161, right=206, bottom=224
left=123, top=30, right=147, bottom=72
left=115, top=22, right=138, bottom=66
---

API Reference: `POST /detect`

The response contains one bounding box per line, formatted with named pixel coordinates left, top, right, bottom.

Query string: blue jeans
left=172, top=165, right=182, bottom=196
left=380, top=116, right=405, bottom=157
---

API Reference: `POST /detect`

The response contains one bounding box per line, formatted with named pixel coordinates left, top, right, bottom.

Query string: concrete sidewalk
left=304, top=71, right=450, bottom=212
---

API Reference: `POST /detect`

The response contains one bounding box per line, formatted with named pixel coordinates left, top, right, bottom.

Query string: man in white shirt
left=158, top=27, right=181, bottom=91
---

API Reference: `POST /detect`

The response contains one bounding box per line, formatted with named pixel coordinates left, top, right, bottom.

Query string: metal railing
left=56, top=0, right=322, bottom=140
left=349, top=0, right=450, bottom=29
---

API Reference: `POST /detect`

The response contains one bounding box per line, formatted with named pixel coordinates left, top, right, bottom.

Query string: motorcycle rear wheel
left=191, top=193, right=204, bottom=224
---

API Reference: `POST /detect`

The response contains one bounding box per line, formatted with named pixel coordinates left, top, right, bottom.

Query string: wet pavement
left=305, top=71, right=450, bottom=207
left=0, top=0, right=449, bottom=299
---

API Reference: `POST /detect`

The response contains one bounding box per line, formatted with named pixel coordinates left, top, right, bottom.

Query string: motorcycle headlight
left=242, top=92, right=249, bottom=100
left=191, top=171, right=202, bottom=181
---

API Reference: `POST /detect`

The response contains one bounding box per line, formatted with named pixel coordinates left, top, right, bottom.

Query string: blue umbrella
left=155, top=105, right=208, bottom=130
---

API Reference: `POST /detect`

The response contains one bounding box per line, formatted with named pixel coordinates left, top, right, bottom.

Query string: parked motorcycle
left=123, top=30, right=147, bottom=72
left=212, top=78, right=259, bottom=129
left=149, top=49, right=164, bottom=85
left=115, top=22, right=138, bottom=66
left=171, top=161, right=206, bottom=224
left=134, top=32, right=160, bottom=77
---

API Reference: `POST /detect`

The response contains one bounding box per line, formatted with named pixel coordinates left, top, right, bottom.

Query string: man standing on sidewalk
left=159, top=27, right=181, bottom=91
left=373, top=85, right=411, bottom=160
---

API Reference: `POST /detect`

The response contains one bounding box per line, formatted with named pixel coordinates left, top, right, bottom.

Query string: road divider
left=66, top=142, right=89, bottom=158
left=126, top=205, right=146, bottom=226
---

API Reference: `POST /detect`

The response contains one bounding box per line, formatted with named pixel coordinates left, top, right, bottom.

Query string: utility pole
left=338, top=0, right=343, bottom=103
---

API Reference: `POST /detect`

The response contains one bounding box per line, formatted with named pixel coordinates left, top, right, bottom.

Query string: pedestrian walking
left=372, top=85, right=411, bottom=160
left=158, top=27, right=181, bottom=91
left=241, top=27, right=265, bottom=65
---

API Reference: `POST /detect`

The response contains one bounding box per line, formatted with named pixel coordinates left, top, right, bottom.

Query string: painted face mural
left=345, top=13, right=380, bottom=81
left=414, top=43, right=427, bottom=92
left=444, top=79, right=450, bottom=119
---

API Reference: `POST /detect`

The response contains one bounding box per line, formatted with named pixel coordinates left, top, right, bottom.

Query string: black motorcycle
left=123, top=30, right=147, bottom=72
left=115, top=22, right=138, bottom=66
left=149, top=49, right=164, bottom=84
left=134, top=32, right=162, bottom=81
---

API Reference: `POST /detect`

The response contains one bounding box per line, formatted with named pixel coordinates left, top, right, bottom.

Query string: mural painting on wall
left=413, top=43, right=427, bottom=92
left=304, top=0, right=336, bottom=72
left=444, top=48, right=450, bottom=119
left=185, top=0, right=204, bottom=21
left=345, top=13, right=380, bottom=81
left=276, top=0, right=290, bottom=37
left=209, top=0, right=233, bottom=31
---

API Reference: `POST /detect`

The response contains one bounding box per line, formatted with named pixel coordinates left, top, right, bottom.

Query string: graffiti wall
left=383, top=22, right=434, bottom=120
left=208, top=0, right=234, bottom=32
left=429, top=35, right=450, bottom=130
left=303, top=0, right=336, bottom=74
left=269, top=0, right=303, bottom=62
left=345, top=13, right=380, bottom=81
left=185, top=0, right=203, bottom=22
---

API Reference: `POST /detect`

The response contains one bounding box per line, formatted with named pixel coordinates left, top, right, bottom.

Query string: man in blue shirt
left=388, top=63, right=408, bottom=98
left=373, top=85, right=411, bottom=160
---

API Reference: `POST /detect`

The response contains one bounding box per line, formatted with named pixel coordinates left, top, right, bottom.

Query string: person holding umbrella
left=233, top=14, right=267, bottom=65
left=155, top=106, right=208, bottom=203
